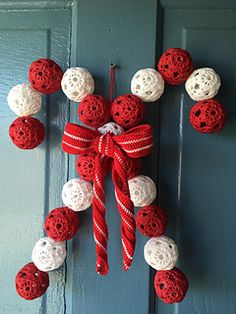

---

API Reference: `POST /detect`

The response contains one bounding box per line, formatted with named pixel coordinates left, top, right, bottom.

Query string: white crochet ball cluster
left=61, top=67, right=94, bottom=102
left=7, top=83, right=42, bottom=116
left=128, top=175, right=156, bottom=207
left=32, top=237, right=66, bottom=272
left=144, top=235, right=178, bottom=270
left=131, top=68, right=164, bottom=102
left=98, top=122, right=124, bottom=136
left=185, top=67, right=221, bottom=101
left=62, top=178, right=94, bottom=211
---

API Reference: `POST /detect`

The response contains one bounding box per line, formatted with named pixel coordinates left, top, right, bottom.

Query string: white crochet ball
left=7, top=83, right=42, bottom=116
left=131, top=68, right=164, bottom=102
left=185, top=67, right=221, bottom=101
left=144, top=235, right=178, bottom=270
left=98, top=122, right=124, bottom=136
left=62, top=178, right=94, bottom=211
left=128, top=175, right=157, bottom=207
left=32, top=237, right=66, bottom=272
left=61, top=67, right=95, bottom=102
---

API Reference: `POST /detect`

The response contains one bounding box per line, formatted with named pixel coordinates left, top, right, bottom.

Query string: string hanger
left=109, top=63, right=116, bottom=104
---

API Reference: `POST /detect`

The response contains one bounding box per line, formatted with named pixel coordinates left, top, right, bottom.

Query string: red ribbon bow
left=62, top=123, right=153, bottom=275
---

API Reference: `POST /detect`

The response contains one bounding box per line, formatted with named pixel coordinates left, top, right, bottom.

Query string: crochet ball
left=9, top=116, right=45, bottom=149
left=15, top=262, right=49, bottom=300
left=190, top=99, right=226, bottom=133
left=157, top=48, right=193, bottom=85
left=76, top=152, right=96, bottom=182
left=28, top=58, right=63, bottom=94
left=61, top=67, right=94, bottom=102
left=45, top=207, right=79, bottom=241
left=62, top=178, right=94, bottom=211
left=144, top=236, right=178, bottom=270
left=78, top=94, right=110, bottom=128
left=111, top=94, right=145, bottom=128
left=131, top=68, right=164, bottom=102
left=185, top=67, right=221, bottom=101
left=126, top=158, right=142, bottom=179
left=154, top=267, right=189, bottom=304
left=98, top=122, right=124, bottom=136
left=136, top=205, right=168, bottom=237
left=7, top=83, right=42, bottom=116
left=32, top=237, right=66, bottom=272
left=128, top=175, right=156, bottom=207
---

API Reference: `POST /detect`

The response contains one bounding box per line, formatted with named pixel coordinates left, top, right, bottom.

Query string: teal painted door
left=1, top=1, right=236, bottom=313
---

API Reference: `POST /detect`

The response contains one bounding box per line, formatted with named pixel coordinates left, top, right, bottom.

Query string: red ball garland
left=28, top=58, right=63, bottom=94
left=111, top=94, right=145, bottom=128
left=126, top=158, right=142, bottom=179
left=136, top=205, right=168, bottom=237
left=78, top=94, right=110, bottom=128
left=9, top=116, right=45, bottom=149
left=158, top=48, right=193, bottom=85
left=76, top=152, right=96, bottom=181
left=45, top=207, right=79, bottom=241
left=154, top=267, right=189, bottom=304
left=190, top=99, right=226, bottom=133
left=15, top=262, right=49, bottom=300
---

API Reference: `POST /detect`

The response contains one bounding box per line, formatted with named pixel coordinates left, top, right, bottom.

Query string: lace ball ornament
left=15, top=262, right=49, bottom=300
left=154, top=267, right=189, bottom=304
left=136, top=205, right=168, bottom=237
left=62, top=178, right=94, bottom=211
left=32, top=237, right=66, bottom=272
left=185, top=67, right=221, bottom=101
left=126, top=158, right=142, bottom=179
left=98, top=122, right=124, bottom=136
left=45, top=207, right=79, bottom=241
left=76, top=152, right=96, bottom=182
left=7, top=83, right=42, bottom=116
left=78, top=94, right=110, bottom=128
left=61, top=67, right=94, bottom=102
left=128, top=175, right=156, bottom=207
left=131, top=68, right=164, bottom=102
left=111, top=94, right=145, bottom=128
left=158, top=48, right=193, bottom=85
left=28, top=58, right=63, bottom=94
left=190, top=99, right=226, bottom=133
left=144, top=235, right=178, bottom=270
left=9, top=116, right=45, bottom=149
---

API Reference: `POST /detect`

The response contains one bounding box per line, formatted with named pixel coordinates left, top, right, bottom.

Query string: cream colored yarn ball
left=7, top=83, right=42, bottom=116
left=185, top=67, right=221, bottom=101
left=144, top=235, right=178, bottom=270
left=62, top=178, right=94, bottom=211
left=32, top=237, right=66, bottom=272
left=98, top=122, right=124, bottom=136
left=131, top=68, right=164, bottom=102
left=61, top=67, right=94, bottom=102
left=128, top=175, right=157, bottom=207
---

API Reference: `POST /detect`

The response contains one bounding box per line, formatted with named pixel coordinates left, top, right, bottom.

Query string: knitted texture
left=45, top=207, right=79, bottom=241
left=78, top=94, right=110, bottom=128
left=111, top=94, right=145, bottom=128
left=61, top=67, right=94, bottom=102
left=32, top=237, right=66, bottom=272
left=154, top=267, right=189, bottom=304
left=15, top=262, right=49, bottom=300
left=131, top=68, right=164, bottom=102
left=136, top=205, right=168, bottom=237
left=190, top=99, right=226, bottom=133
left=126, top=157, right=142, bottom=179
left=158, top=48, right=193, bottom=85
left=9, top=116, right=45, bottom=149
left=185, top=67, right=221, bottom=101
left=29, top=58, right=63, bottom=94
left=98, top=122, right=124, bottom=136
left=144, top=236, right=178, bottom=270
left=7, top=83, right=42, bottom=116
left=76, top=152, right=96, bottom=181
left=128, top=175, right=156, bottom=207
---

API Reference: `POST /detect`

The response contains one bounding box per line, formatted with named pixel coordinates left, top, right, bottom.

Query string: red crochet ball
left=9, top=116, right=45, bottom=149
left=45, top=207, right=79, bottom=241
left=76, top=152, right=96, bottom=181
left=78, top=94, right=110, bottom=128
left=154, top=267, right=189, bottom=304
left=136, top=205, right=168, bottom=237
left=28, top=58, right=63, bottom=94
left=158, top=48, right=193, bottom=85
left=126, top=158, right=142, bottom=179
left=190, top=99, right=226, bottom=133
left=111, top=94, right=145, bottom=128
left=15, top=262, right=49, bottom=300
